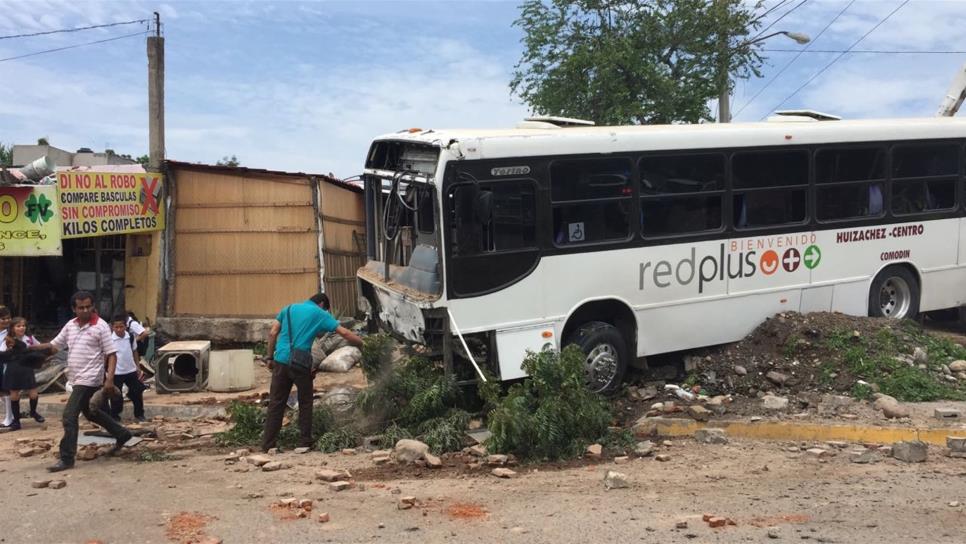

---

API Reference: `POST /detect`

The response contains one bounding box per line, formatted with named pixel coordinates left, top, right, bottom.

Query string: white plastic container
left=207, top=349, right=255, bottom=392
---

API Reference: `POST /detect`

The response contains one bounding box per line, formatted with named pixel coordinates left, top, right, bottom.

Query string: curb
left=33, top=399, right=226, bottom=421
left=645, top=417, right=966, bottom=446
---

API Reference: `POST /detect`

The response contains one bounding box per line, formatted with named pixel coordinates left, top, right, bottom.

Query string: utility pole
left=716, top=0, right=731, bottom=123
left=147, top=12, right=165, bottom=170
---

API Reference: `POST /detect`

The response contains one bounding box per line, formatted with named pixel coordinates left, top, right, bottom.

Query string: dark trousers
left=261, top=364, right=314, bottom=451
left=60, top=384, right=130, bottom=464
left=104, top=372, right=145, bottom=419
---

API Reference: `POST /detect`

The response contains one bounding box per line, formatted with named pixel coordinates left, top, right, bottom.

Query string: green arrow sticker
left=803, top=244, right=822, bottom=270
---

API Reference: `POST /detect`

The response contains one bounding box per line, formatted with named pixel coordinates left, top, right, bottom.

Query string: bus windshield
left=361, top=140, right=443, bottom=297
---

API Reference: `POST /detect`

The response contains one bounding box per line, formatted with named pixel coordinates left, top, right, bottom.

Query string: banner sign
left=58, top=172, right=164, bottom=239
left=0, top=185, right=62, bottom=256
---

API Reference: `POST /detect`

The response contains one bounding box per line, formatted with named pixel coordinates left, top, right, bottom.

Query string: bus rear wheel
left=868, top=266, right=919, bottom=319
left=567, top=321, right=628, bottom=395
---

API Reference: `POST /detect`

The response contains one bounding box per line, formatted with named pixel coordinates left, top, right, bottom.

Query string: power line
left=763, top=0, right=910, bottom=118
left=753, top=0, right=792, bottom=23
left=752, top=0, right=809, bottom=41
left=764, top=48, right=966, bottom=54
left=0, top=30, right=148, bottom=63
left=0, top=19, right=148, bottom=40
left=735, top=0, right=854, bottom=118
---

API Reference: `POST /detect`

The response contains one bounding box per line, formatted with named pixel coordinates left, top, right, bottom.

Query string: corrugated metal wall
left=171, top=169, right=320, bottom=317
left=319, top=180, right=366, bottom=316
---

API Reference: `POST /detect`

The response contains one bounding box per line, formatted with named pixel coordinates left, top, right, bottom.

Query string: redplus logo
left=760, top=250, right=779, bottom=275
left=781, top=248, right=801, bottom=272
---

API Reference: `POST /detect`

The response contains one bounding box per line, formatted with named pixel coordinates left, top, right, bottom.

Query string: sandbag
left=311, top=333, right=350, bottom=366
left=318, top=346, right=361, bottom=373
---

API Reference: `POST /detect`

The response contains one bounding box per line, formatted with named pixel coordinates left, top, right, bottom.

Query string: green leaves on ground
left=316, top=428, right=361, bottom=453
left=361, top=333, right=394, bottom=381
left=823, top=321, right=966, bottom=402
left=216, top=400, right=335, bottom=449
left=215, top=401, right=266, bottom=447
left=357, top=356, right=459, bottom=429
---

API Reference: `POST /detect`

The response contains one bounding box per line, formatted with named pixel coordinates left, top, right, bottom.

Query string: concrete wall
left=11, top=145, right=73, bottom=167
left=11, top=145, right=136, bottom=167
left=156, top=316, right=275, bottom=343
left=73, top=152, right=136, bottom=166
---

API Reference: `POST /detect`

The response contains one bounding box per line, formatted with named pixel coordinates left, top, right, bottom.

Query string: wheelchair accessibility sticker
left=569, top=222, right=585, bottom=242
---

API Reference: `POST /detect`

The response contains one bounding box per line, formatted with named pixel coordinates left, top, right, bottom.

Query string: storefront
left=0, top=169, right=164, bottom=329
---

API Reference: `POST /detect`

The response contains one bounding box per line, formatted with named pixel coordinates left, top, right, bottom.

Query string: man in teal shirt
left=261, top=293, right=362, bottom=451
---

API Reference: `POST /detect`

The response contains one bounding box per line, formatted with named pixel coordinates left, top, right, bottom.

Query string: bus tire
left=868, top=266, right=920, bottom=320
left=567, top=321, right=627, bottom=395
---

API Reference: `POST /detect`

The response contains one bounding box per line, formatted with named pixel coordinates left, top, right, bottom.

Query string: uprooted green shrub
left=357, top=356, right=459, bottom=429
left=378, top=422, right=413, bottom=450
left=216, top=400, right=335, bottom=449
left=417, top=409, right=472, bottom=454
left=216, top=401, right=266, bottom=447
left=316, top=428, right=362, bottom=453
left=361, top=332, right=395, bottom=381
left=277, top=406, right=335, bottom=448
left=483, top=346, right=611, bottom=460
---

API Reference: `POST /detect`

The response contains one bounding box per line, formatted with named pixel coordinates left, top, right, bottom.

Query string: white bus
left=357, top=115, right=966, bottom=393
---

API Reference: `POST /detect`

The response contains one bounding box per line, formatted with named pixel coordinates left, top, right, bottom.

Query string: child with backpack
left=104, top=313, right=146, bottom=422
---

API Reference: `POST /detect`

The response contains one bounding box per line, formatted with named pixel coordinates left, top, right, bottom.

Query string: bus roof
left=374, top=117, right=966, bottom=160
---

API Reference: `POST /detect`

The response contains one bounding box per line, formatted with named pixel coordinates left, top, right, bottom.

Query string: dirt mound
left=692, top=312, right=966, bottom=402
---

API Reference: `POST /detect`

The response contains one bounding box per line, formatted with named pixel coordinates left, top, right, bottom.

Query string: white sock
left=2, top=396, right=11, bottom=426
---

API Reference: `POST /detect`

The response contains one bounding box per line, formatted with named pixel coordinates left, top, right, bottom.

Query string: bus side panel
left=814, top=218, right=961, bottom=314
left=495, top=324, right=554, bottom=380
left=611, top=241, right=730, bottom=358
left=447, top=263, right=546, bottom=333
left=636, top=289, right=802, bottom=356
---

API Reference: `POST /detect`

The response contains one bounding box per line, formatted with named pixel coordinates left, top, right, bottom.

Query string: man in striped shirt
left=32, top=291, right=132, bottom=472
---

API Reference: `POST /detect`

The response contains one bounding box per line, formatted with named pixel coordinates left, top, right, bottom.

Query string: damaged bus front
left=357, top=136, right=496, bottom=383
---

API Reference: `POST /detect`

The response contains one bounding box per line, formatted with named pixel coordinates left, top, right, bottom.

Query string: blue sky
left=1, top=0, right=965, bottom=177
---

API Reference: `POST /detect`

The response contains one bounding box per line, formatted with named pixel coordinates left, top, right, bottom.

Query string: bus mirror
left=474, top=191, right=493, bottom=225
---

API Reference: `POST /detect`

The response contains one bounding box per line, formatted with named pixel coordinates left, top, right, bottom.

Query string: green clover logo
left=25, top=193, right=54, bottom=225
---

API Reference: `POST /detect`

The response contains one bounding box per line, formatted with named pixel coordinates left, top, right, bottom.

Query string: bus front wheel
left=868, top=266, right=920, bottom=320
left=567, top=321, right=628, bottom=395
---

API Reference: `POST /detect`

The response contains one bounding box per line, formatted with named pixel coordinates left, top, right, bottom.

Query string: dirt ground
left=2, top=422, right=965, bottom=544
left=5, top=316, right=966, bottom=543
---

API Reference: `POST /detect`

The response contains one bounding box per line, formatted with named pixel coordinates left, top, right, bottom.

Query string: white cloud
left=731, top=0, right=966, bottom=121
left=8, top=0, right=964, bottom=179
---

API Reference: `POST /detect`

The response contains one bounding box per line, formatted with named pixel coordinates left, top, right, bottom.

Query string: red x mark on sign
left=140, top=176, right=160, bottom=215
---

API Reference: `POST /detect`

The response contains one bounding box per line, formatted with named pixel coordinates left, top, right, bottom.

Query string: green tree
left=511, top=0, right=763, bottom=125
left=0, top=142, right=12, bottom=166
left=216, top=155, right=240, bottom=167
left=118, top=153, right=151, bottom=167
left=37, top=137, right=49, bottom=146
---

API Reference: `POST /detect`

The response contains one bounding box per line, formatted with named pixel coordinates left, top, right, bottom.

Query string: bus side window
left=815, top=147, right=885, bottom=222
left=550, top=158, right=633, bottom=245
left=732, top=150, right=808, bottom=229
left=639, top=153, right=724, bottom=237
left=892, top=144, right=959, bottom=215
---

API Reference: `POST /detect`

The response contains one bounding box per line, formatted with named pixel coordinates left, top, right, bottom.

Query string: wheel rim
left=878, top=276, right=911, bottom=318
left=585, top=343, right=619, bottom=392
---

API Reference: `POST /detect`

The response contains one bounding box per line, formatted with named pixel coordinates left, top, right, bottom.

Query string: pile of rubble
left=621, top=312, right=966, bottom=423
left=689, top=312, right=966, bottom=396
